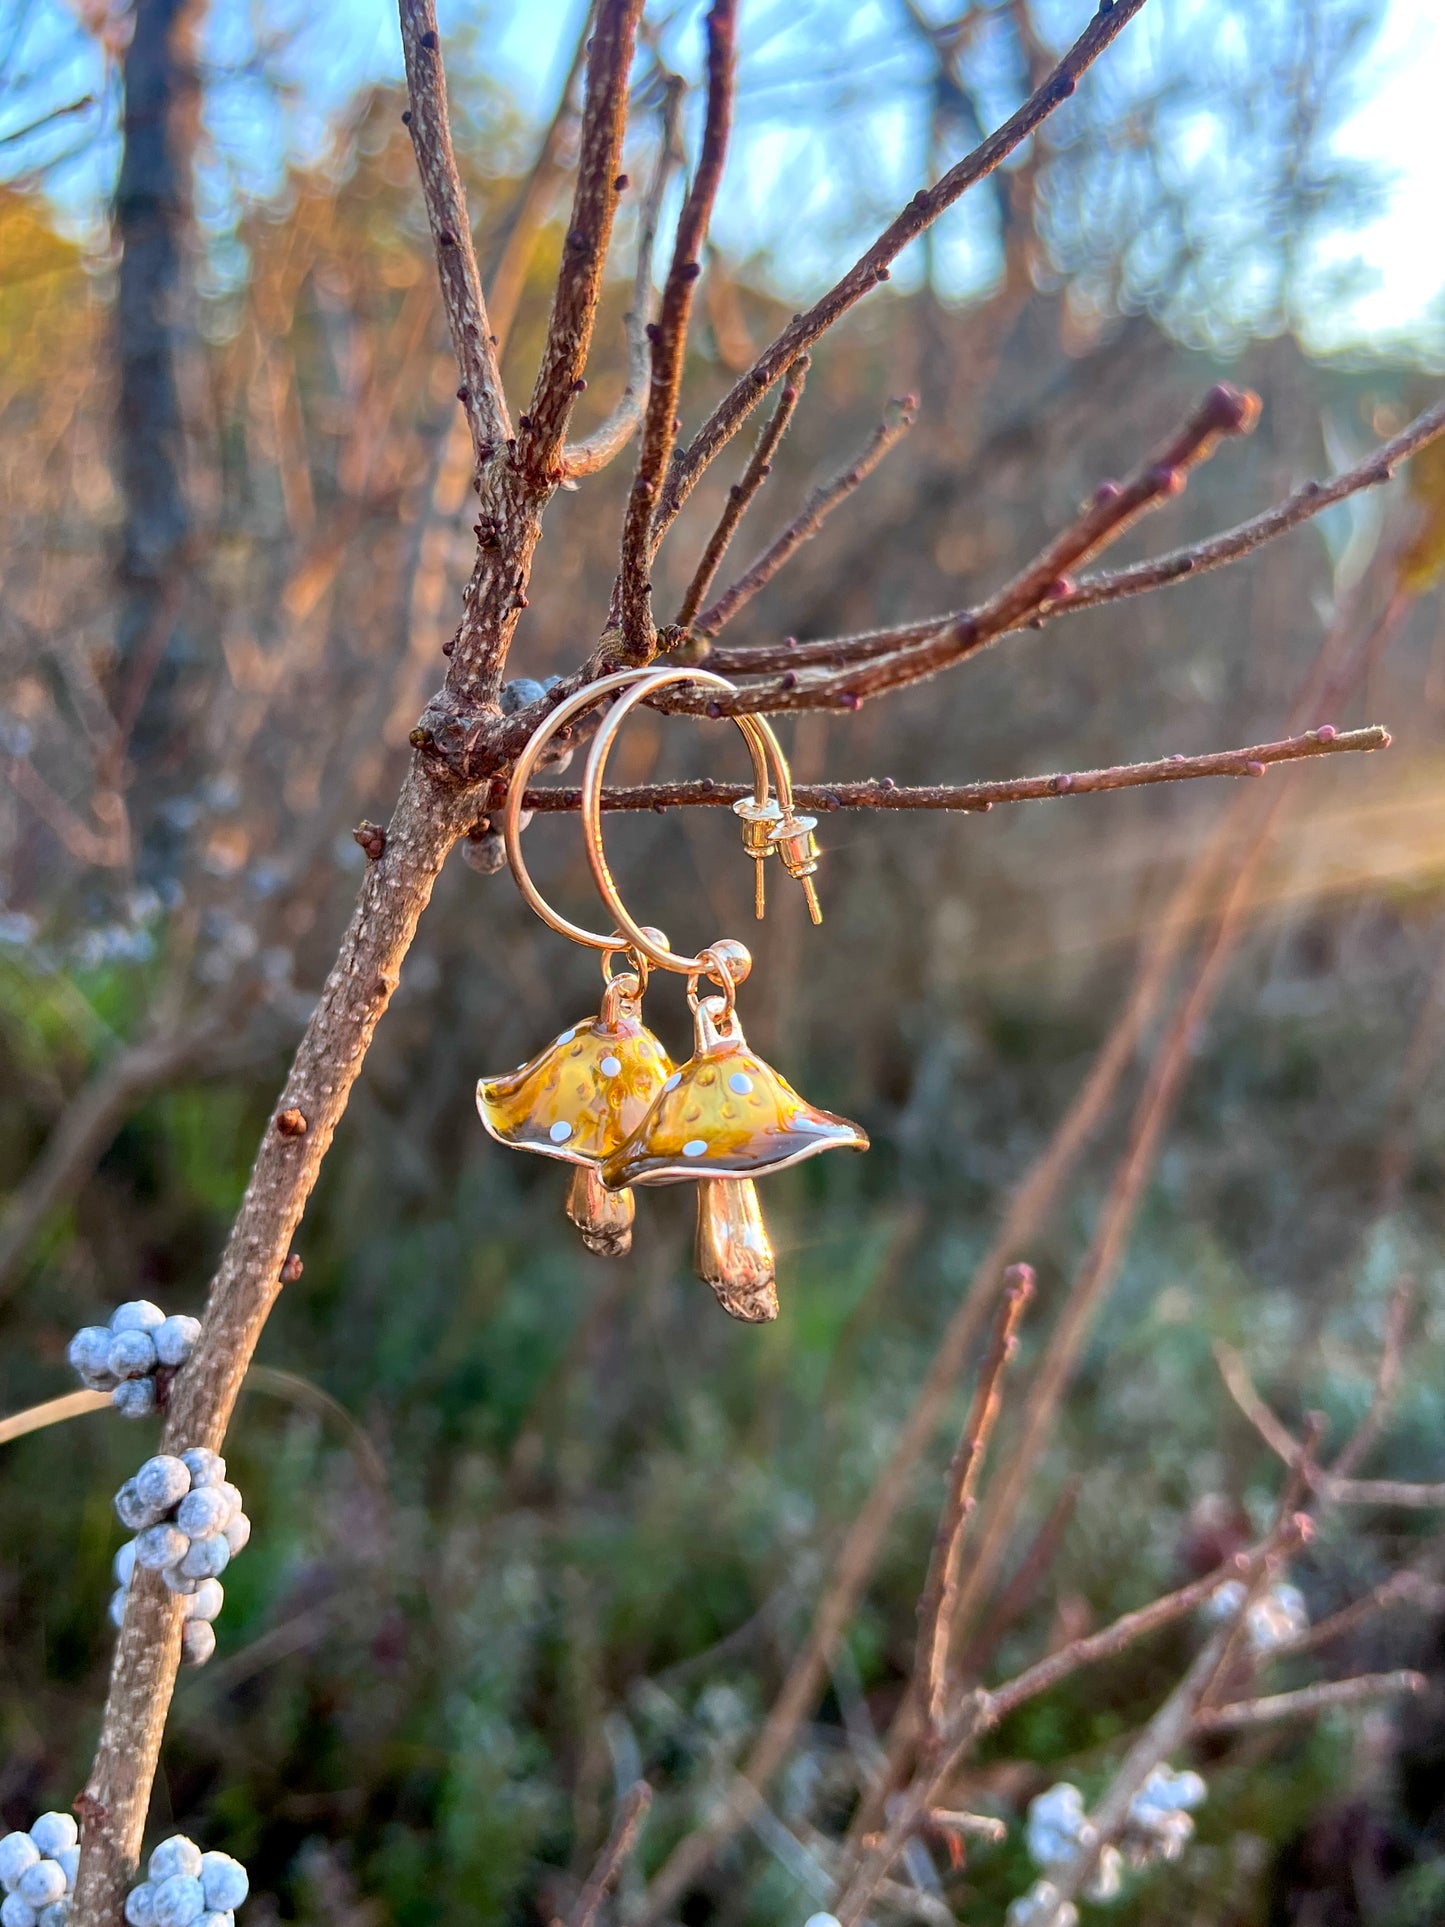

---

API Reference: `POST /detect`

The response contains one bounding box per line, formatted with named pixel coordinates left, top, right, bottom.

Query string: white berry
left=134, top=1456, right=190, bottom=1513
left=1, top=1895, right=37, bottom=1927
left=220, top=1513, right=250, bottom=1557
left=153, top=1317, right=201, bottom=1368
left=16, top=1866, right=65, bottom=1910
left=161, top=1565, right=200, bottom=1596
left=151, top=1874, right=205, bottom=1927
left=68, top=1328, right=114, bottom=1381
left=111, top=1301, right=166, bottom=1333
left=197, top=1857, right=246, bottom=1913
left=124, top=1883, right=157, bottom=1927
left=178, top=1449, right=225, bottom=1489
left=179, top=1535, right=229, bottom=1580
left=135, top=1523, right=188, bottom=1571
left=28, top=1817, right=77, bottom=1860
left=107, top=1331, right=158, bottom=1381
left=197, top=1914, right=232, bottom=1927
left=112, top=1379, right=158, bottom=1420
left=180, top=1621, right=216, bottom=1667
left=183, top=1579, right=224, bottom=1623
left=36, top=1903, right=69, bottom=1927
left=0, top=1838, right=39, bottom=1893
left=147, top=1845, right=201, bottom=1887
left=176, top=1489, right=230, bottom=1539
left=213, top=1484, right=243, bottom=1525
left=108, top=1587, right=128, bottom=1628
left=55, top=1849, right=78, bottom=1892
left=113, top=1541, right=138, bottom=1587
left=114, top=1481, right=157, bottom=1531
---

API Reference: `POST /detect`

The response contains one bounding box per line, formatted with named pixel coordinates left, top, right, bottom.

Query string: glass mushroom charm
left=477, top=961, right=673, bottom=1255
left=601, top=963, right=868, bottom=1321
left=578, top=667, right=869, bottom=1321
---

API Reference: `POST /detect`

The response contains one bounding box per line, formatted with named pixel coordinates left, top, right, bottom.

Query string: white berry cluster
left=1011, top=1767, right=1208, bottom=1922
left=1120, top=1765, right=1207, bottom=1865
left=1006, top=1879, right=1078, bottom=1927
left=68, top=1301, right=202, bottom=1418
left=0, top=1815, right=79, bottom=1927
left=111, top=1450, right=250, bottom=1667
left=124, top=1837, right=248, bottom=1927
left=1205, top=1577, right=1309, bottom=1654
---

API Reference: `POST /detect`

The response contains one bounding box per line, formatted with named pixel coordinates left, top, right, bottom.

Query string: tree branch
left=615, top=0, right=739, bottom=662
left=1054, top=393, right=1445, bottom=619
left=484, top=9, right=594, bottom=357
left=655, top=0, right=1153, bottom=537
left=569, top=1782, right=653, bottom=1927
left=1192, top=1670, right=1426, bottom=1734
left=691, top=394, right=917, bottom=640
left=398, top=0, right=511, bottom=463
left=700, top=381, right=1259, bottom=709
left=673, top=354, right=809, bottom=631
left=1214, top=1340, right=1445, bottom=1509
left=913, top=1265, right=1033, bottom=1736
left=563, top=71, right=683, bottom=480
left=518, top=724, right=1389, bottom=815
left=705, top=392, right=1445, bottom=699
left=517, top=0, right=646, bottom=483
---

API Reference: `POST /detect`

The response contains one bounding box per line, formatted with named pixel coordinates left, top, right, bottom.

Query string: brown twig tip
left=279, top=1253, right=304, bottom=1284
left=1203, top=381, right=1262, bottom=436
left=568, top=1781, right=653, bottom=1927
left=275, top=1109, right=308, bottom=1138
left=1002, top=1261, right=1036, bottom=1303
left=1193, top=1669, right=1426, bottom=1735
left=352, top=821, right=387, bottom=860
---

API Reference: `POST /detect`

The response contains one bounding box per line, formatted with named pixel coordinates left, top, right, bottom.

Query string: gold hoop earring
left=580, top=666, right=868, bottom=1323
left=475, top=667, right=786, bottom=1256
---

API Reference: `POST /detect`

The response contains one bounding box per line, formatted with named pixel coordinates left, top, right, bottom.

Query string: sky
left=4, top=0, right=1444, bottom=356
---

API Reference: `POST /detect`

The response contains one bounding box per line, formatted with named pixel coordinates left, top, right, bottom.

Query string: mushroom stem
left=567, top=1164, right=635, bottom=1257
left=694, top=1179, right=779, bottom=1323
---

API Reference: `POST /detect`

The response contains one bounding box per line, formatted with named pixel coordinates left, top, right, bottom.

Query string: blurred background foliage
left=3, top=1, right=1445, bottom=1923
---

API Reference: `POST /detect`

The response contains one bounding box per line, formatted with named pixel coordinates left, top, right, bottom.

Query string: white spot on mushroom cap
left=600, top=1055, right=621, bottom=1077
left=728, top=1071, right=753, bottom=1096
left=555, top=1029, right=575, bottom=1046
left=683, top=1138, right=708, bottom=1157
left=663, top=1071, right=681, bottom=1092
left=549, top=1120, right=573, bottom=1143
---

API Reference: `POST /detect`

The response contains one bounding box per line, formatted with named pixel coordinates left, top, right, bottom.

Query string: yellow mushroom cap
left=477, top=1007, right=674, bottom=1166
left=600, top=1037, right=868, bottom=1187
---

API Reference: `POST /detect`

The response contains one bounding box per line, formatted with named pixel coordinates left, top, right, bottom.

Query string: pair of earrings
left=476, top=666, right=869, bottom=1324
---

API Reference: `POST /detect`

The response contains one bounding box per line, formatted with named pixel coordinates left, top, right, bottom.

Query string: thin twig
left=485, top=8, right=594, bottom=356
left=655, top=0, right=1153, bottom=537
left=914, top=1265, right=1034, bottom=1737
left=955, top=1478, right=1082, bottom=1683
left=692, top=395, right=917, bottom=639
left=569, top=1782, right=653, bottom=1927
left=673, top=355, right=810, bottom=630
left=616, top=0, right=739, bottom=661
left=1275, top=1572, right=1441, bottom=1662
left=0, top=1388, right=110, bottom=1447
left=1055, top=395, right=1445, bottom=619
left=1214, top=1342, right=1445, bottom=1509
left=398, top=0, right=510, bottom=463
left=1214, top=1340, right=1302, bottom=1465
left=1330, top=1272, right=1414, bottom=1482
left=1192, top=1671, right=1426, bottom=1734
left=519, top=0, right=645, bottom=483
left=564, top=72, right=685, bottom=480
left=700, top=382, right=1259, bottom=708
left=703, top=393, right=1445, bottom=697
left=520, top=724, right=1389, bottom=815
